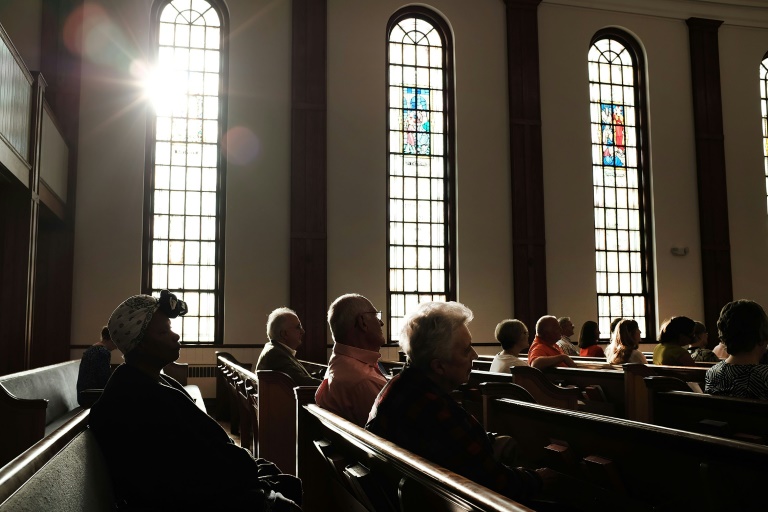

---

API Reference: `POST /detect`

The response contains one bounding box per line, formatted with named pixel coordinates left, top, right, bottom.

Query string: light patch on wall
left=224, top=126, right=260, bottom=165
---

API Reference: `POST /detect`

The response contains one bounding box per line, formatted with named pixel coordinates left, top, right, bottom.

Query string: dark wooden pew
left=642, top=375, right=768, bottom=443
left=485, top=397, right=768, bottom=511
left=297, top=403, right=534, bottom=512
left=623, top=363, right=707, bottom=421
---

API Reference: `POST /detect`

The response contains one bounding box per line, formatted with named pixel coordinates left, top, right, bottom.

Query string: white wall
left=0, top=0, right=41, bottom=71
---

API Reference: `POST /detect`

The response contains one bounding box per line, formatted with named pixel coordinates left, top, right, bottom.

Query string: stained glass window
left=761, top=53, right=768, bottom=213
left=588, top=32, right=653, bottom=340
left=144, top=0, right=227, bottom=343
left=387, top=9, right=455, bottom=342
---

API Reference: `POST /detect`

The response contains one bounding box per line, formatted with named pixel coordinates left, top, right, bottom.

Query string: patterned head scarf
left=108, top=290, right=188, bottom=354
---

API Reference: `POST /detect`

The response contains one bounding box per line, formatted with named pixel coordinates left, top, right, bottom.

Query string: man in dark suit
left=257, top=308, right=322, bottom=385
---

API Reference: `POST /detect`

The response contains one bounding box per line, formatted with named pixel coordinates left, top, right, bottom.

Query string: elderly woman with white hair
left=366, top=301, right=549, bottom=503
left=89, top=291, right=301, bottom=511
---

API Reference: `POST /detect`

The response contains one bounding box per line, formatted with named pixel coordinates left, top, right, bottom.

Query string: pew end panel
left=508, top=366, right=582, bottom=410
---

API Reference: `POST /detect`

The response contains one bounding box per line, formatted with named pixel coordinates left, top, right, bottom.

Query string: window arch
left=588, top=30, right=655, bottom=339
left=143, top=0, right=229, bottom=344
left=386, top=8, right=456, bottom=342
left=761, top=52, right=768, bottom=213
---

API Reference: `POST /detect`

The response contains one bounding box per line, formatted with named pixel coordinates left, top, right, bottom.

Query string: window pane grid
left=149, top=0, right=222, bottom=343
left=589, top=37, right=649, bottom=339
left=387, top=14, right=452, bottom=342
left=761, top=56, right=768, bottom=213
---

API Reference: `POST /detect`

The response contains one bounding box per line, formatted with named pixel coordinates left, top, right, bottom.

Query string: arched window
left=143, top=0, right=228, bottom=343
left=761, top=52, right=768, bottom=213
left=588, top=30, right=655, bottom=339
left=386, top=8, right=456, bottom=342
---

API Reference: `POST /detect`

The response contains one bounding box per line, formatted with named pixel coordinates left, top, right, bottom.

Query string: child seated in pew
left=90, top=291, right=302, bottom=511
left=76, top=325, right=117, bottom=407
left=705, top=300, right=768, bottom=400
left=489, top=319, right=530, bottom=372
left=367, top=302, right=557, bottom=504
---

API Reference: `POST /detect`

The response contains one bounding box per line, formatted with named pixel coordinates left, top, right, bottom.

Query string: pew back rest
left=0, top=360, right=80, bottom=426
left=299, top=404, right=533, bottom=512
left=0, top=408, right=113, bottom=512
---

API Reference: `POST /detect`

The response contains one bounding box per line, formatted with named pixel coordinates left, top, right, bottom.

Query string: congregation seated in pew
left=76, top=325, right=117, bottom=407
left=257, top=307, right=322, bottom=385
left=652, top=316, right=696, bottom=366
left=315, top=293, right=387, bottom=427
left=528, top=316, right=576, bottom=369
left=367, top=301, right=554, bottom=504
left=606, top=319, right=646, bottom=365
left=90, top=291, right=302, bottom=511
left=489, top=319, right=530, bottom=372
left=705, top=299, right=768, bottom=400
left=577, top=320, right=605, bottom=357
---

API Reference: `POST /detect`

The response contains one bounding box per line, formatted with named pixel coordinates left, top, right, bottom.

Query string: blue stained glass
left=403, top=88, right=431, bottom=155
left=600, top=103, right=626, bottom=166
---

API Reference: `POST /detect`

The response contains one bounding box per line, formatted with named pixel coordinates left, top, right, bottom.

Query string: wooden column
left=686, top=18, right=733, bottom=338
left=291, top=0, right=328, bottom=363
left=505, top=0, right=548, bottom=331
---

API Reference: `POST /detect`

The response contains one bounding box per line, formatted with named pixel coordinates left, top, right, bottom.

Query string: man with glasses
left=315, top=293, right=388, bottom=426
left=257, top=307, right=322, bottom=385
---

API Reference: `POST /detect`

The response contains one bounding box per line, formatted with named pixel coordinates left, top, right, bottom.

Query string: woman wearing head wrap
left=89, top=291, right=301, bottom=511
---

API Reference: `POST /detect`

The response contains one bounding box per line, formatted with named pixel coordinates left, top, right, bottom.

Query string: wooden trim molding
left=291, top=0, right=328, bottom=364
left=505, top=0, right=548, bottom=332
left=686, top=17, right=733, bottom=338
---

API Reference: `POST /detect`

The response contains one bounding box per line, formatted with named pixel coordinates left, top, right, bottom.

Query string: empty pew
left=0, top=360, right=83, bottom=467
left=484, top=397, right=768, bottom=511
left=297, top=403, right=534, bottom=512
left=214, top=351, right=252, bottom=422
left=642, top=375, right=768, bottom=443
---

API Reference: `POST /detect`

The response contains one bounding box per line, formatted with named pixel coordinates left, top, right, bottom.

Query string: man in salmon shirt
left=528, top=315, right=577, bottom=369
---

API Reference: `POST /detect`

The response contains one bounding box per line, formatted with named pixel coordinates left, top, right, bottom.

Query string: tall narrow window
left=761, top=52, right=768, bottom=213
left=143, top=0, right=228, bottom=344
left=588, top=31, right=654, bottom=339
left=387, top=8, right=456, bottom=342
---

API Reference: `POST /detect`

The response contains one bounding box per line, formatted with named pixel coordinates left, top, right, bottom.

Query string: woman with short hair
left=489, top=319, right=530, bottom=372
left=652, top=316, right=696, bottom=366
left=688, top=321, right=720, bottom=363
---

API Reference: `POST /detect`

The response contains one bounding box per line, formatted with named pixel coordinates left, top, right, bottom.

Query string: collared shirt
left=366, top=366, right=542, bottom=502
left=527, top=335, right=567, bottom=367
left=276, top=341, right=297, bottom=357
left=556, top=336, right=579, bottom=356
left=315, top=343, right=387, bottom=426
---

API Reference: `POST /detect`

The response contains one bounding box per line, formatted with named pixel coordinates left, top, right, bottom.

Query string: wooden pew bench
left=217, top=355, right=322, bottom=475
left=642, top=375, right=768, bottom=443
left=0, top=360, right=83, bottom=467
left=0, top=409, right=115, bottom=511
left=484, top=397, right=768, bottom=511
left=161, top=361, right=207, bottom=413
left=297, top=403, right=534, bottom=512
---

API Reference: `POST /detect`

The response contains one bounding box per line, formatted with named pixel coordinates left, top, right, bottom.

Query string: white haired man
left=256, top=307, right=321, bottom=385
left=367, top=301, right=552, bottom=503
left=315, top=293, right=387, bottom=426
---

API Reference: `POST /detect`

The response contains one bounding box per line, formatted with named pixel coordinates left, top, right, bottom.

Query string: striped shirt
left=705, top=361, right=768, bottom=400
